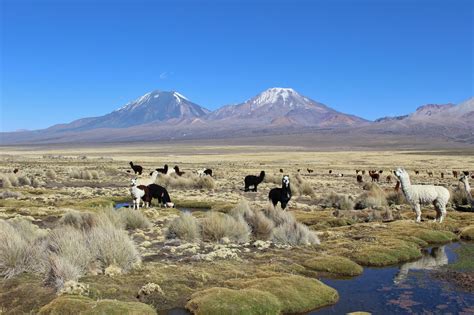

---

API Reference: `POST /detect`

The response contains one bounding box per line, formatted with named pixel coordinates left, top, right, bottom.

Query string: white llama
left=394, top=168, right=450, bottom=223
left=130, top=178, right=148, bottom=210
left=459, top=174, right=474, bottom=207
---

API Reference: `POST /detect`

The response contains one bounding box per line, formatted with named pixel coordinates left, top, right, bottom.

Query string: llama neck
left=150, top=172, right=158, bottom=183
left=463, top=180, right=473, bottom=202
left=399, top=176, right=412, bottom=196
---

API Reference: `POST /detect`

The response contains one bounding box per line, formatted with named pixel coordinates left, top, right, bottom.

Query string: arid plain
left=1, top=144, right=473, bottom=314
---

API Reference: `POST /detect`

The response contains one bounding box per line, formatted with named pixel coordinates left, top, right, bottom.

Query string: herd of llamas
left=127, top=161, right=473, bottom=223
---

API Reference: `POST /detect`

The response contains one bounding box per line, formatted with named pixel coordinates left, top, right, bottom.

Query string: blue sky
left=1, top=0, right=472, bottom=131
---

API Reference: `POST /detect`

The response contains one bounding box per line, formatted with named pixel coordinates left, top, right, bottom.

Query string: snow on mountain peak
left=250, top=87, right=302, bottom=107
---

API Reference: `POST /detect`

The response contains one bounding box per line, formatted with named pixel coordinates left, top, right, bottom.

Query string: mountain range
left=1, top=88, right=473, bottom=147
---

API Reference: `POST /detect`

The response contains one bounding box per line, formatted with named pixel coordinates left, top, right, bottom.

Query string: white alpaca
left=196, top=168, right=206, bottom=177
left=136, top=170, right=158, bottom=186
left=394, top=168, right=450, bottom=223
left=130, top=178, right=148, bottom=210
left=459, top=175, right=474, bottom=207
left=394, top=246, right=448, bottom=284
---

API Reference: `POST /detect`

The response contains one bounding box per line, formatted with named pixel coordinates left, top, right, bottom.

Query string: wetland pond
left=314, top=242, right=474, bottom=314
left=160, top=242, right=473, bottom=315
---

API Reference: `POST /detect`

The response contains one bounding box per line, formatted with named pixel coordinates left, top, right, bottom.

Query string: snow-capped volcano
left=48, top=90, right=210, bottom=131
left=208, top=87, right=368, bottom=127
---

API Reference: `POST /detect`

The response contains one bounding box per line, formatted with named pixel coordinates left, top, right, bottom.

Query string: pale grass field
left=1, top=144, right=473, bottom=314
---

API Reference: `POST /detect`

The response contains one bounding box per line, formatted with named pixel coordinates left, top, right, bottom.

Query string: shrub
left=201, top=212, right=250, bottom=243
left=167, top=212, right=201, bottom=241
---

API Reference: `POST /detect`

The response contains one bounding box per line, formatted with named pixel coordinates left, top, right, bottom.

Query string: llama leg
left=414, top=203, right=421, bottom=222
left=433, top=201, right=441, bottom=222
left=439, top=203, right=447, bottom=223
left=244, top=185, right=249, bottom=192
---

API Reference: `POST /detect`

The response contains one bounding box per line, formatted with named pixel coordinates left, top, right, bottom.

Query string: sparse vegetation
left=201, top=212, right=250, bottom=243
left=167, top=212, right=201, bottom=241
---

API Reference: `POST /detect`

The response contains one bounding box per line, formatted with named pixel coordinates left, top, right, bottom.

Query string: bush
left=201, top=212, right=250, bottom=243
left=167, top=212, right=201, bottom=241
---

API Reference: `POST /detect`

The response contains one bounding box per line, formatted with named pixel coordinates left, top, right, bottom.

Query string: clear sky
left=1, top=0, right=472, bottom=131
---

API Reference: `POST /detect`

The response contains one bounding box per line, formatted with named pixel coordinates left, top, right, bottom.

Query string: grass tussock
left=386, top=190, right=407, bottom=206
left=68, top=169, right=99, bottom=180
left=1, top=210, right=141, bottom=291
left=451, top=188, right=469, bottom=207
left=231, top=201, right=275, bottom=240
left=0, top=190, right=23, bottom=199
left=0, top=219, right=45, bottom=279
left=45, top=169, right=57, bottom=179
left=355, top=183, right=387, bottom=209
left=156, top=173, right=215, bottom=190
left=264, top=203, right=320, bottom=245
left=292, top=174, right=315, bottom=197
left=322, top=193, right=355, bottom=210
left=167, top=212, right=201, bottom=241
left=201, top=212, right=250, bottom=243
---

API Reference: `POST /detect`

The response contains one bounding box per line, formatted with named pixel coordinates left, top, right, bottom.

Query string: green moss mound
left=186, top=287, right=281, bottom=315
left=412, top=230, right=458, bottom=244
left=242, top=275, right=339, bottom=313
left=303, top=255, right=363, bottom=276
left=460, top=226, right=474, bottom=240
left=39, top=295, right=156, bottom=315
left=351, top=241, right=421, bottom=267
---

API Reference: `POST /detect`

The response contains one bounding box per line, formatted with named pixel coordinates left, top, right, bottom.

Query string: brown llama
left=453, top=171, right=458, bottom=178
left=427, top=171, right=433, bottom=177
left=415, top=170, right=420, bottom=175
left=386, top=175, right=392, bottom=183
left=357, top=175, right=363, bottom=183
left=369, top=171, right=379, bottom=182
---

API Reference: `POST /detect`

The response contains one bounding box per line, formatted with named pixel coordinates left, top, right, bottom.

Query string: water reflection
left=394, top=246, right=448, bottom=284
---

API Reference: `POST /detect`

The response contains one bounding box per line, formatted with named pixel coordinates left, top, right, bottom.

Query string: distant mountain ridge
left=48, top=90, right=210, bottom=132
left=1, top=88, right=472, bottom=146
